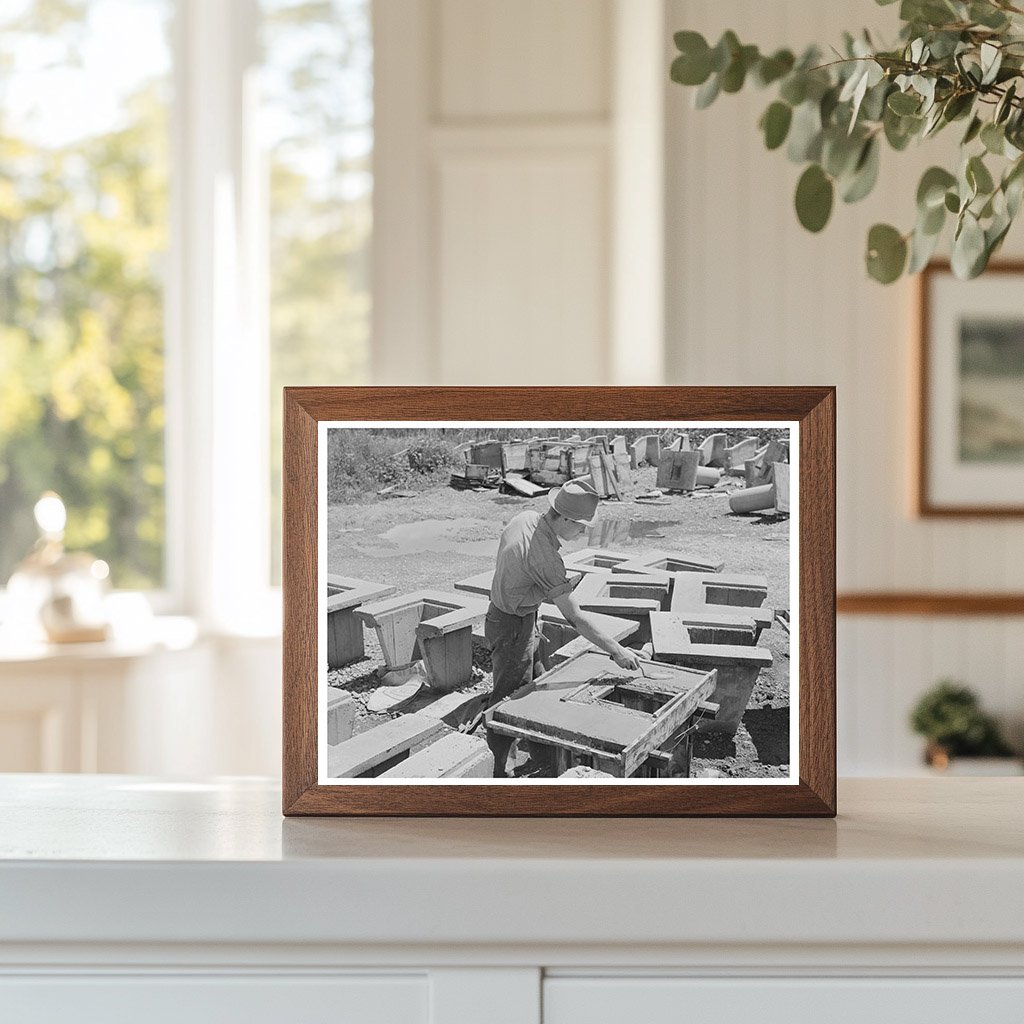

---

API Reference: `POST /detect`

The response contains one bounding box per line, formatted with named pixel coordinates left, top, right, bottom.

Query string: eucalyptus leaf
left=787, top=101, right=823, bottom=162
left=795, top=164, right=834, bottom=232
left=944, top=190, right=960, bottom=213
left=980, top=42, right=1002, bottom=86
left=917, top=166, right=957, bottom=210
left=996, top=82, right=1017, bottom=124
left=981, top=122, right=1005, bottom=155
left=908, top=221, right=943, bottom=273
left=710, top=31, right=740, bottom=73
left=866, top=223, right=908, bottom=283
left=671, top=34, right=713, bottom=87
left=951, top=211, right=986, bottom=278
left=842, top=137, right=880, bottom=203
left=694, top=73, right=721, bottom=109
left=962, top=115, right=983, bottom=145
left=779, top=73, right=807, bottom=106
left=760, top=102, right=793, bottom=150
left=888, top=90, right=921, bottom=115
left=967, top=154, right=995, bottom=195
left=754, top=49, right=795, bottom=87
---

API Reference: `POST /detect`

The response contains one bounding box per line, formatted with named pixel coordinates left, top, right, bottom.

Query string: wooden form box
left=648, top=623, right=773, bottom=735
left=562, top=547, right=634, bottom=574
left=325, top=575, right=397, bottom=669
left=613, top=548, right=725, bottom=576
left=667, top=574, right=773, bottom=640
left=671, top=571, right=769, bottom=609
left=649, top=610, right=759, bottom=647
left=355, top=590, right=488, bottom=692
left=486, top=650, right=716, bottom=777
left=572, top=573, right=672, bottom=644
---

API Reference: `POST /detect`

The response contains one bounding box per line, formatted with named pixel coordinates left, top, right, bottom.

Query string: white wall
left=371, top=0, right=1024, bottom=774
left=664, top=0, right=1024, bottom=771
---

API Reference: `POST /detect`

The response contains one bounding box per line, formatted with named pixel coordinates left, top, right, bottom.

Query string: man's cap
left=548, top=478, right=599, bottom=525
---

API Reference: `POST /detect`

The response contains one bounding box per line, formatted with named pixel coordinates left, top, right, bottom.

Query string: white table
left=1, top=776, right=1022, bottom=1022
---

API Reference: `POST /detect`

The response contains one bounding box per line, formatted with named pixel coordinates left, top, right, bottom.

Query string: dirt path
left=327, top=468, right=792, bottom=779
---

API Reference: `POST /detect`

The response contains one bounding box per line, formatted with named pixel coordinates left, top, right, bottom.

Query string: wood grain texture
left=282, top=386, right=836, bottom=817
left=916, top=260, right=1024, bottom=518
left=838, top=592, right=1024, bottom=615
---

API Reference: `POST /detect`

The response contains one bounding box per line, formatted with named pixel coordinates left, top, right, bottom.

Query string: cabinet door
left=0, top=974, right=428, bottom=1024
left=544, top=976, right=1024, bottom=1023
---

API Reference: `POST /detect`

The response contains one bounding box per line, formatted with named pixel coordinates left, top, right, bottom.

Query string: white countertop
left=1, top=776, right=1022, bottom=951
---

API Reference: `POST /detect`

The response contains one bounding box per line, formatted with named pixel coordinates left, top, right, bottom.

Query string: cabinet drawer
left=0, top=974, right=427, bottom=1024
left=544, top=977, right=1024, bottom=1023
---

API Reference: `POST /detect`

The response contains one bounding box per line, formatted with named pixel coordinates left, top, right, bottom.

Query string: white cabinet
left=1, top=975, right=428, bottom=1024
left=1, top=777, right=1022, bottom=1023
left=544, top=977, right=1024, bottom=1023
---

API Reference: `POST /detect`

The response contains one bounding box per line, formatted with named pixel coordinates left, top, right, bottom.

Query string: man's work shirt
left=490, top=511, right=574, bottom=615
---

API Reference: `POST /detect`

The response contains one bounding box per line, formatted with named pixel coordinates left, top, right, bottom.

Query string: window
left=0, top=0, right=172, bottom=589
left=261, top=0, right=372, bottom=581
left=0, top=0, right=373, bottom=617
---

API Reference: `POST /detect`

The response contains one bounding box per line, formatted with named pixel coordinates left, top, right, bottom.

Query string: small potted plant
left=910, top=680, right=1019, bottom=773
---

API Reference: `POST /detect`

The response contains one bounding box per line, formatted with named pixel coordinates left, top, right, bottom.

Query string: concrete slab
left=327, top=713, right=446, bottom=778
left=773, top=462, right=791, bottom=514
left=379, top=731, right=494, bottom=778
left=656, top=450, right=699, bottom=492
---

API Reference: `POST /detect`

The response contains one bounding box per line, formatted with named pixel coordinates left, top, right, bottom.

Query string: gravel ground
left=327, top=466, right=792, bottom=779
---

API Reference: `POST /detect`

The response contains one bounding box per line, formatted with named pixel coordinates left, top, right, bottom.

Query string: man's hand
left=610, top=644, right=640, bottom=671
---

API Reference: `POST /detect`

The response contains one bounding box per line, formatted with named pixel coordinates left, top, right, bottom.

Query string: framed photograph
left=917, top=261, right=1024, bottom=516
left=282, top=387, right=835, bottom=816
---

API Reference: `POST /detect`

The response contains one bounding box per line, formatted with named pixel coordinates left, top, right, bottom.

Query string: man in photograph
left=484, top=478, right=641, bottom=777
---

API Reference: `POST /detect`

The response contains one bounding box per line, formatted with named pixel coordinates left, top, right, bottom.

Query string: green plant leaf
left=962, top=115, right=983, bottom=145
left=981, top=122, right=1005, bottom=155
left=795, top=164, right=834, bottom=232
left=944, top=190, right=960, bottom=213
left=908, top=220, right=942, bottom=273
left=888, top=90, right=921, bottom=115
left=970, top=2, right=1009, bottom=29
left=980, top=41, right=1002, bottom=86
left=995, top=82, right=1017, bottom=125
left=787, top=100, right=823, bottom=162
left=951, top=211, right=986, bottom=278
left=760, top=101, right=792, bottom=150
left=842, top=137, right=880, bottom=203
left=779, top=73, right=807, bottom=106
left=694, top=73, right=721, bottom=109
left=917, top=166, right=957, bottom=210
left=753, top=49, right=794, bottom=87
left=866, top=223, right=907, bottom=283
left=710, top=31, right=740, bottom=73
left=967, top=154, right=995, bottom=195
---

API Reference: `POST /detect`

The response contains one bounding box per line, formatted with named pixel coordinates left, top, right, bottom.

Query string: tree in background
left=0, top=0, right=169, bottom=587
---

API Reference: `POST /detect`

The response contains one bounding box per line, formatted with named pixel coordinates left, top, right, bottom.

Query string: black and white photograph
left=318, top=422, right=796, bottom=783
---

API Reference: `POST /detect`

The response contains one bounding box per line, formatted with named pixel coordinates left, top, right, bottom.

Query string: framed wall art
left=917, top=261, right=1024, bottom=517
left=282, top=387, right=835, bottom=816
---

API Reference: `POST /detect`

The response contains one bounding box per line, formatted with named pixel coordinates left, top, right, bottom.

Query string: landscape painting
left=959, top=316, right=1024, bottom=463
left=317, top=423, right=796, bottom=786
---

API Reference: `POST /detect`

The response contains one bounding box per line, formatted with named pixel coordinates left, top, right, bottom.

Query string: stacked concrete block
left=326, top=689, right=357, bottom=745
left=355, top=590, right=489, bottom=692
left=325, top=575, right=397, bottom=669
left=572, top=573, right=672, bottom=644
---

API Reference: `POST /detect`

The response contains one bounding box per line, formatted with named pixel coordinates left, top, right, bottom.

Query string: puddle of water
left=576, top=519, right=677, bottom=549
left=358, top=518, right=500, bottom=558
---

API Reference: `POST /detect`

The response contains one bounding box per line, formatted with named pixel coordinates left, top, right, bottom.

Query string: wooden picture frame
left=917, top=260, right=1024, bottom=517
left=283, top=387, right=835, bottom=816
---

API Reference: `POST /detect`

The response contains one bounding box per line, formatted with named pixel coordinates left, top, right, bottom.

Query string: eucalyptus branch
left=670, top=3, right=1024, bottom=283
